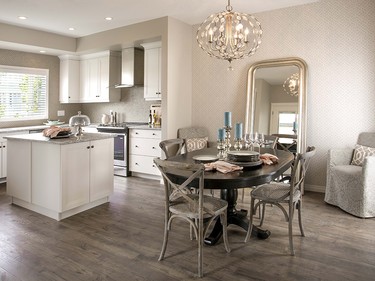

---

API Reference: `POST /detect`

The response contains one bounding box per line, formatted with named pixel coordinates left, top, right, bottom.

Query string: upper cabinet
left=141, top=42, right=161, bottom=101
left=59, top=51, right=121, bottom=103
left=59, top=55, right=81, bottom=103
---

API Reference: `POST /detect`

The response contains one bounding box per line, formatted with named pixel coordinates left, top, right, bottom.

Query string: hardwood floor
left=0, top=177, right=374, bottom=281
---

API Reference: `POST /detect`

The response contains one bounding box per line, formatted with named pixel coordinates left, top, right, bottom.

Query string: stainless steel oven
left=97, top=122, right=148, bottom=177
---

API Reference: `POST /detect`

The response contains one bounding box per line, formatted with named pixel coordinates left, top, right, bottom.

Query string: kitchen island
left=5, top=132, right=114, bottom=221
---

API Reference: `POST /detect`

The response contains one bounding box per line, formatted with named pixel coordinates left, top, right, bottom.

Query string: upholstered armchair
left=325, top=132, right=375, bottom=218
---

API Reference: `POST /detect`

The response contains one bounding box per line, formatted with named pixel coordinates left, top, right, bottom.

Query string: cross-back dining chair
left=154, top=158, right=231, bottom=277
left=244, top=146, right=316, bottom=255
left=240, top=134, right=279, bottom=202
left=159, top=138, right=185, bottom=159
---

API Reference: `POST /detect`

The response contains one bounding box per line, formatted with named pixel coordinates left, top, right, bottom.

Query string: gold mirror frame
left=245, top=57, right=308, bottom=153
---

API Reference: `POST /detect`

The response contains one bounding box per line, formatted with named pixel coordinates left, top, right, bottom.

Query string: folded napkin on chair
left=204, top=160, right=243, bottom=173
left=260, top=153, right=279, bottom=165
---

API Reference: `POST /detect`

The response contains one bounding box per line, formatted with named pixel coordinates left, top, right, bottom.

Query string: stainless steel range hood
left=115, top=48, right=144, bottom=88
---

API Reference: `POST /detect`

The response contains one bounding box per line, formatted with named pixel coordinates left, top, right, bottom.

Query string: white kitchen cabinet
left=0, top=138, right=6, bottom=179
left=6, top=139, right=31, bottom=201
left=0, top=131, right=29, bottom=183
left=141, top=42, right=162, bottom=101
left=129, top=128, right=161, bottom=176
left=80, top=51, right=121, bottom=103
left=6, top=136, right=114, bottom=220
left=59, top=55, right=81, bottom=103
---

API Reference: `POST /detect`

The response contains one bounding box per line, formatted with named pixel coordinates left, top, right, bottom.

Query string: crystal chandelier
left=283, top=73, right=300, bottom=97
left=196, top=0, right=262, bottom=69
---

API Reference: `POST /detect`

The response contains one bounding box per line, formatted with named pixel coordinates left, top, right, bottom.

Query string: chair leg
left=159, top=217, right=169, bottom=261
left=245, top=197, right=255, bottom=242
left=297, top=200, right=305, bottom=237
left=259, top=202, right=266, bottom=226
left=288, top=203, right=295, bottom=256
left=198, top=217, right=204, bottom=277
left=220, top=213, right=231, bottom=253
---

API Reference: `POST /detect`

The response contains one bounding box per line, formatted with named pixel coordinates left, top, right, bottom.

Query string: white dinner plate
left=227, top=150, right=260, bottom=162
left=192, top=155, right=219, bottom=163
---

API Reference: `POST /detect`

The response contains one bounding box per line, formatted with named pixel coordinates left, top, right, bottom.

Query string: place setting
left=193, top=112, right=279, bottom=172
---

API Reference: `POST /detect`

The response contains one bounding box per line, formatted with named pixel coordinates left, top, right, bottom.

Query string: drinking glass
left=243, top=133, right=251, bottom=150
left=249, top=133, right=257, bottom=151
left=256, top=133, right=265, bottom=152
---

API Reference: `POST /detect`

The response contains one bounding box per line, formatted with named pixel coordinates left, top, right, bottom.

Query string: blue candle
left=224, top=112, right=232, bottom=127
left=218, top=128, right=225, bottom=140
left=235, top=122, right=243, bottom=139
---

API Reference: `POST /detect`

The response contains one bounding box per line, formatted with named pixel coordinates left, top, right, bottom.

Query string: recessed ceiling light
left=39, top=50, right=46, bottom=53
left=18, top=16, right=27, bottom=20
left=68, top=27, right=75, bottom=31
left=105, top=17, right=113, bottom=21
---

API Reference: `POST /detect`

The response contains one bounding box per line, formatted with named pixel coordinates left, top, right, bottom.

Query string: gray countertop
left=0, top=125, right=50, bottom=134
left=128, top=125, right=161, bottom=130
left=4, top=132, right=115, bottom=145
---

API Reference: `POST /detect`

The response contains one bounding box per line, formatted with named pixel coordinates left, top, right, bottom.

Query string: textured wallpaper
left=192, top=0, right=375, bottom=191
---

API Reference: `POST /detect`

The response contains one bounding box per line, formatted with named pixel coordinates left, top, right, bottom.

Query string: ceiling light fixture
left=105, top=17, right=113, bottom=21
left=39, top=50, right=46, bottom=53
left=18, top=16, right=27, bottom=20
left=283, top=73, right=299, bottom=97
left=68, top=27, right=75, bottom=31
left=196, top=0, right=262, bottom=70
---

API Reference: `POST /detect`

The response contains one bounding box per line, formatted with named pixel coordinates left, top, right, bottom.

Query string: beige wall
left=0, top=49, right=81, bottom=128
left=192, top=0, right=375, bottom=191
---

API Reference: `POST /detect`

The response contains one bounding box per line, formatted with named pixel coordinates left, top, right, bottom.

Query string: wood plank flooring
left=0, top=177, right=374, bottom=281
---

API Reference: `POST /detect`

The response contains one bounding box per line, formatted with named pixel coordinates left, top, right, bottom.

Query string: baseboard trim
left=305, top=184, right=325, bottom=193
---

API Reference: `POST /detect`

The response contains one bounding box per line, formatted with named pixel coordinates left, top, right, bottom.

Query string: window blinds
left=0, top=65, right=49, bottom=121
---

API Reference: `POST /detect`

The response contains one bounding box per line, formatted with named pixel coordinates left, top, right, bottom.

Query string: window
left=0, top=65, right=48, bottom=121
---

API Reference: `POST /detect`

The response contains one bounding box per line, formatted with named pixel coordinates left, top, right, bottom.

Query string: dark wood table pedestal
left=204, top=188, right=270, bottom=245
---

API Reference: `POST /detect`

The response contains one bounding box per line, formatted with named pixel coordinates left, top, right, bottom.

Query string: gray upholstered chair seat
left=325, top=132, right=375, bottom=218
left=252, top=182, right=301, bottom=203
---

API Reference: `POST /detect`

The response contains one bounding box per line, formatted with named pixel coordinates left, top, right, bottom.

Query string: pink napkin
left=204, top=160, right=243, bottom=173
left=260, top=153, right=279, bottom=165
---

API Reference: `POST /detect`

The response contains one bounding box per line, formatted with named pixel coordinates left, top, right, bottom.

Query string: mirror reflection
left=245, top=58, right=307, bottom=153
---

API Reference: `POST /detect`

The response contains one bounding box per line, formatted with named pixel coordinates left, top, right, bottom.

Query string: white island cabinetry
left=6, top=134, right=114, bottom=220
left=129, top=128, right=161, bottom=177
left=0, top=131, right=29, bottom=183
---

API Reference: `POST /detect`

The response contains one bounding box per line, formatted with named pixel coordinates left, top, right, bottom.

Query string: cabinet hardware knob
left=152, top=133, right=156, bottom=135
left=152, top=147, right=156, bottom=149
left=91, top=145, right=94, bottom=148
left=135, top=145, right=139, bottom=148
left=135, top=163, right=139, bottom=165
left=87, top=146, right=90, bottom=149
left=135, top=132, right=139, bottom=134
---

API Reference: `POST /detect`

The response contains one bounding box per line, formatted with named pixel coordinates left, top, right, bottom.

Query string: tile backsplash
left=81, top=87, right=160, bottom=124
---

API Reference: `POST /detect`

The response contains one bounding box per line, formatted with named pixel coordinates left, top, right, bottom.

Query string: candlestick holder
left=217, top=139, right=225, bottom=159
left=233, top=138, right=243, bottom=151
left=224, top=126, right=232, bottom=154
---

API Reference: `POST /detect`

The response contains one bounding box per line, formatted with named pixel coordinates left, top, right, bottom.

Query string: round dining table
left=167, top=147, right=295, bottom=246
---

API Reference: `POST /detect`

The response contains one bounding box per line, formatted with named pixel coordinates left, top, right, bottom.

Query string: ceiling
left=0, top=0, right=318, bottom=38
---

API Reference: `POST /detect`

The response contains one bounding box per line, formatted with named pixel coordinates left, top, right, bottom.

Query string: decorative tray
left=192, top=155, right=219, bottom=163
left=227, top=151, right=260, bottom=162
left=49, top=132, right=72, bottom=139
